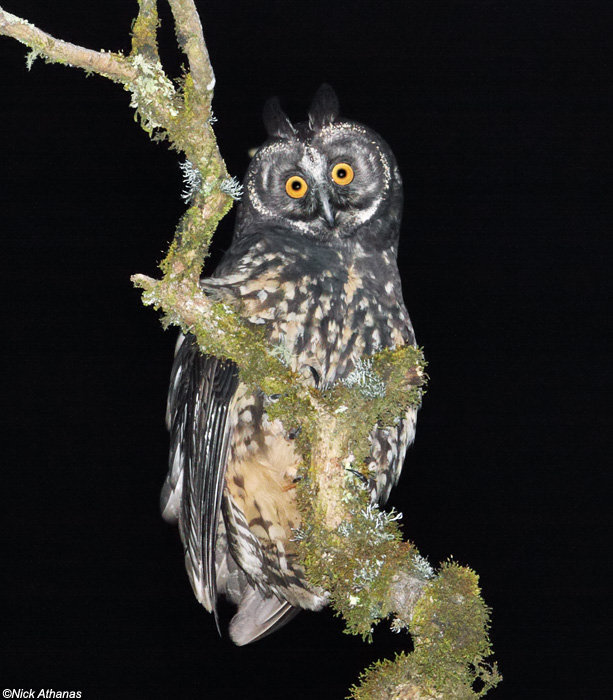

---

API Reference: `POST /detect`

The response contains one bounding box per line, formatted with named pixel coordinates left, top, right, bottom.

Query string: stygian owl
left=161, top=85, right=417, bottom=645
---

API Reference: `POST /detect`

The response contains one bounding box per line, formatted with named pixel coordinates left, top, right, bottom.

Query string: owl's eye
left=331, top=162, right=354, bottom=185
left=285, top=175, right=308, bottom=199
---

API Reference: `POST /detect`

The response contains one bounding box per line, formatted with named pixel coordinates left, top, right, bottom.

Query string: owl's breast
left=235, top=253, right=413, bottom=387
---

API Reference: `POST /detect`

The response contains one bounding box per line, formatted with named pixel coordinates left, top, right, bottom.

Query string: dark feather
left=163, top=335, right=239, bottom=629
left=229, top=586, right=300, bottom=646
left=262, top=96, right=296, bottom=139
left=308, top=83, right=340, bottom=131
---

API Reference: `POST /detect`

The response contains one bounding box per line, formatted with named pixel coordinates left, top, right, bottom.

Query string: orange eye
left=285, top=175, right=308, bottom=198
left=331, top=162, right=354, bottom=185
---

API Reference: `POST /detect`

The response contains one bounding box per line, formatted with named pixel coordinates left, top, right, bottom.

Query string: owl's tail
left=216, top=543, right=299, bottom=645
left=228, top=585, right=300, bottom=645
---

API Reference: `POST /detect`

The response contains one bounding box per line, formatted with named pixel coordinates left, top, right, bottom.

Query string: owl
left=161, top=85, right=417, bottom=645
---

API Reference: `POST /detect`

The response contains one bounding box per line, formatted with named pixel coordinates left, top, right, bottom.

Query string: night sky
left=1, top=2, right=610, bottom=698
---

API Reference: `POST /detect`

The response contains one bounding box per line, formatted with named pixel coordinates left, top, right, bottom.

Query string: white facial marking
left=299, top=147, right=327, bottom=182
left=245, top=120, right=395, bottom=235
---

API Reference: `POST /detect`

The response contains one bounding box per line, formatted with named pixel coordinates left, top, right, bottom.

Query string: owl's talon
left=298, top=364, right=320, bottom=388
left=288, top=426, right=301, bottom=440
left=282, top=476, right=302, bottom=492
left=263, top=393, right=283, bottom=406
left=345, top=467, right=368, bottom=485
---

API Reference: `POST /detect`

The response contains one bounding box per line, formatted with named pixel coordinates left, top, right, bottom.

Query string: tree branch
left=131, top=0, right=160, bottom=62
left=0, top=5, right=136, bottom=83
left=167, top=0, right=214, bottom=115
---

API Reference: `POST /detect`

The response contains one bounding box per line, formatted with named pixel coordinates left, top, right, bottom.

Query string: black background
left=1, top=1, right=610, bottom=698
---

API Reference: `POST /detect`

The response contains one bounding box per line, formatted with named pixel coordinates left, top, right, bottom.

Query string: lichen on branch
left=351, top=564, right=502, bottom=699
left=0, top=2, right=500, bottom=697
left=0, top=5, right=137, bottom=82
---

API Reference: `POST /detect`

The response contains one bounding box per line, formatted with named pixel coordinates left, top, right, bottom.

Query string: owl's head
left=236, top=85, right=403, bottom=248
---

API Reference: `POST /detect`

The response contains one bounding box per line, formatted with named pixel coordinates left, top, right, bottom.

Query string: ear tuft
left=262, top=97, right=296, bottom=139
left=308, top=84, right=340, bottom=131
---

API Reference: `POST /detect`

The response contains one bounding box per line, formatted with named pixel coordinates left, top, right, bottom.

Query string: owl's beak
left=319, top=191, right=336, bottom=228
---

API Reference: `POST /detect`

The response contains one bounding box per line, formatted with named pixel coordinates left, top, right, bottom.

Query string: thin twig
left=0, top=6, right=137, bottom=83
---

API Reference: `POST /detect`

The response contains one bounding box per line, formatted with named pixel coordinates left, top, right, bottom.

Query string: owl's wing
left=161, top=334, right=239, bottom=625
left=371, top=406, right=418, bottom=504
left=371, top=321, right=419, bottom=504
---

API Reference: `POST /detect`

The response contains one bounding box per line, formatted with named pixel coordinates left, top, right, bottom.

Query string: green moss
left=130, top=1, right=160, bottom=60
left=296, top=471, right=420, bottom=641
left=324, top=345, right=427, bottom=466
left=350, top=652, right=423, bottom=700
left=410, top=564, right=497, bottom=677
left=183, top=71, right=211, bottom=115
left=350, top=563, right=502, bottom=699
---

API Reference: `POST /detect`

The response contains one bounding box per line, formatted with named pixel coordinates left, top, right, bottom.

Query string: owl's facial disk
left=245, top=122, right=392, bottom=240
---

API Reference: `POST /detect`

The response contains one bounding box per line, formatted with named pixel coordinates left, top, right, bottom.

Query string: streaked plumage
left=162, top=85, right=417, bottom=644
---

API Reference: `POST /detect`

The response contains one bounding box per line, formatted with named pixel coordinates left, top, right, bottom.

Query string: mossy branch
left=0, top=6, right=137, bottom=83
left=0, top=3, right=500, bottom=697
left=167, top=0, right=215, bottom=118
left=0, top=0, right=232, bottom=281
left=131, top=0, right=160, bottom=62
left=351, top=563, right=502, bottom=699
